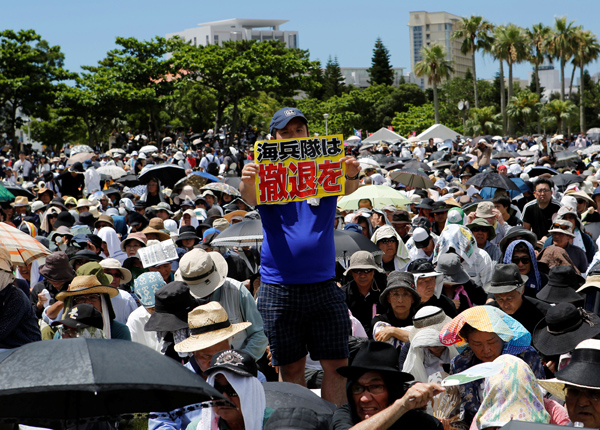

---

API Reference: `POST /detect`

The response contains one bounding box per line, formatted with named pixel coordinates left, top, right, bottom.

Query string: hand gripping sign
left=254, top=135, right=346, bottom=204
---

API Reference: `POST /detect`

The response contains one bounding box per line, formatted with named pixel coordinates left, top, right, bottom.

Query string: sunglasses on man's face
left=352, top=269, right=374, bottom=274
left=378, top=238, right=397, bottom=245
left=512, top=257, right=531, bottom=265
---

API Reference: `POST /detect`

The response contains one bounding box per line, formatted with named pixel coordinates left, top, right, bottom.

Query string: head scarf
left=179, top=209, right=199, bottom=229
left=16, top=260, right=41, bottom=288
left=537, top=245, right=580, bottom=275
left=474, top=355, right=549, bottom=429
left=40, top=206, right=61, bottom=234
left=198, top=370, right=265, bottom=430
left=432, top=224, right=478, bottom=268
left=439, top=306, right=532, bottom=356
left=140, top=176, right=166, bottom=203
left=371, top=225, right=410, bottom=269
left=402, top=328, right=458, bottom=383
left=96, top=226, right=127, bottom=263
left=503, top=240, right=543, bottom=292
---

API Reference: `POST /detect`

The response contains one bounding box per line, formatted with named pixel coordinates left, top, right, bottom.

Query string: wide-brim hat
left=415, top=198, right=435, bottom=210
left=77, top=198, right=92, bottom=209
left=435, top=253, right=471, bottom=285
left=174, top=249, right=228, bottom=298
left=475, top=201, right=495, bottom=218
left=537, top=266, right=585, bottom=303
left=538, top=339, right=600, bottom=401
left=120, top=232, right=148, bottom=252
left=576, top=275, right=600, bottom=295
left=11, top=196, right=30, bottom=207
left=533, top=303, right=600, bottom=357
left=467, top=218, right=497, bottom=240
left=174, top=302, right=252, bottom=353
left=141, top=226, right=171, bottom=242
left=99, top=258, right=132, bottom=285
left=499, top=226, right=538, bottom=253
left=55, top=275, right=118, bottom=301
left=175, top=231, right=200, bottom=246
left=343, top=250, right=384, bottom=276
left=380, top=271, right=420, bottom=307
left=484, top=263, right=528, bottom=294
left=94, top=214, right=115, bottom=229
left=566, top=190, right=597, bottom=209
left=39, top=251, right=76, bottom=283
left=337, top=340, right=413, bottom=383
left=144, top=281, right=199, bottom=332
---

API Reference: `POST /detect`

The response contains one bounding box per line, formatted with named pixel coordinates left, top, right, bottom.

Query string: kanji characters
left=258, top=163, right=289, bottom=202
left=289, top=161, right=318, bottom=199
left=256, top=141, right=280, bottom=162
left=317, top=159, right=343, bottom=193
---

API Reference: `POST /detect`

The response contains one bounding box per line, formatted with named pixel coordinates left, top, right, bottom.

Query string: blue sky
left=2, top=0, right=600, bottom=83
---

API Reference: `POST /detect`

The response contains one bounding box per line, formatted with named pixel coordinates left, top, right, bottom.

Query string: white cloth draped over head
left=97, top=226, right=127, bottom=263
left=16, top=260, right=40, bottom=287
left=179, top=209, right=199, bottom=229
left=40, top=206, right=61, bottom=234
left=413, top=272, right=444, bottom=299
left=371, top=225, right=410, bottom=270
left=198, top=370, right=265, bottom=430
left=402, top=328, right=458, bottom=383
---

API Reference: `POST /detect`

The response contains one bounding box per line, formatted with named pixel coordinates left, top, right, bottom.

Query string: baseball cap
left=413, top=227, right=431, bottom=249
left=269, top=107, right=308, bottom=136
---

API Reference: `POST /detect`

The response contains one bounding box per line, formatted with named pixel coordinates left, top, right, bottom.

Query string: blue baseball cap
left=269, top=107, right=308, bottom=136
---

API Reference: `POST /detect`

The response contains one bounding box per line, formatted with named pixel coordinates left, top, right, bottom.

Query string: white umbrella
left=96, top=164, right=127, bottom=179
left=139, top=145, right=158, bottom=154
left=70, top=145, right=93, bottom=156
left=408, top=136, right=420, bottom=143
left=162, top=137, right=172, bottom=144
left=358, top=158, right=379, bottom=170
left=346, top=136, right=360, bottom=143
left=135, top=134, right=148, bottom=142
left=108, top=148, right=125, bottom=155
left=192, top=138, right=202, bottom=145
left=433, top=138, right=443, bottom=144
left=492, top=135, right=503, bottom=141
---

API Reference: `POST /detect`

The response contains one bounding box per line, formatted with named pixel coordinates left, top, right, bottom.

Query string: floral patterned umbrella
left=200, top=182, right=241, bottom=197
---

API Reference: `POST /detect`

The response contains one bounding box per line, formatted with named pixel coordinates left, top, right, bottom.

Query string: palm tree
left=541, top=99, right=578, bottom=134
left=451, top=15, right=493, bottom=109
left=571, top=29, right=600, bottom=132
left=525, top=24, right=553, bottom=100
left=548, top=16, right=577, bottom=102
left=493, top=24, right=527, bottom=135
left=507, top=90, right=542, bottom=134
left=465, top=106, right=503, bottom=135
left=490, top=26, right=507, bottom=134
left=414, top=43, right=454, bottom=124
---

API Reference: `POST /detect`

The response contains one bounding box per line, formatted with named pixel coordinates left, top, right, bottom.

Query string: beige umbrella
left=67, top=152, right=94, bottom=165
left=0, top=222, right=51, bottom=266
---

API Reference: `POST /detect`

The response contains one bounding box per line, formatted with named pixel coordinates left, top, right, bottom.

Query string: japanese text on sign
left=254, top=135, right=346, bottom=204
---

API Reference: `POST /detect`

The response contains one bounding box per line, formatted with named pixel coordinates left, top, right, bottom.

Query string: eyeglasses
left=350, top=383, right=386, bottom=396
left=512, top=257, right=531, bottom=265
left=214, top=382, right=238, bottom=398
left=352, top=269, right=374, bottom=274
left=378, top=238, right=398, bottom=245
left=577, top=199, right=588, bottom=205
left=73, top=293, right=101, bottom=305
left=470, top=227, right=488, bottom=233
left=535, top=188, right=552, bottom=194
left=552, top=223, right=571, bottom=231
left=565, top=387, right=600, bottom=403
left=105, top=271, right=122, bottom=279
left=57, top=325, right=82, bottom=338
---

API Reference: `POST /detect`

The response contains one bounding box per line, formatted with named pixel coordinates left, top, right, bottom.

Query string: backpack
left=206, top=154, right=219, bottom=176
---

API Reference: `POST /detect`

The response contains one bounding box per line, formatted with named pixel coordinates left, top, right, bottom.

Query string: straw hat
left=55, top=275, right=118, bottom=301
left=99, top=258, right=132, bottom=284
left=174, top=249, right=227, bottom=298
left=174, top=302, right=251, bottom=353
left=141, top=226, right=171, bottom=242
left=11, top=196, right=29, bottom=207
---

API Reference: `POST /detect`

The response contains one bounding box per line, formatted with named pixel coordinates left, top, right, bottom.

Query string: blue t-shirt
left=257, top=197, right=336, bottom=284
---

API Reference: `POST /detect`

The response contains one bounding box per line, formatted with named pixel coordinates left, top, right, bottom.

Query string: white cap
left=132, top=151, right=139, bottom=156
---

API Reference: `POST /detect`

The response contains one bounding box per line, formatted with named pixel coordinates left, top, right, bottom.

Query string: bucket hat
left=212, top=218, right=230, bottom=232
left=484, top=263, right=527, bottom=294
left=435, top=253, right=470, bottom=285
left=467, top=218, right=497, bottom=240
left=379, top=271, right=420, bottom=306
left=94, top=214, right=115, bottom=230
left=39, top=251, right=76, bottom=283
left=408, top=216, right=432, bottom=234
left=75, top=261, right=114, bottom=285
left=55, top=274, right=118, bottom=301
left=141, top=226, right=171, bottom=242
left=336, top=340, right=413, bottom=383
left=76, top=198, right=92, bottom=209
left=391, top=210, right=411, bottom=225
left=499, top=226, right=538, bottom=253
left=53, top=211, right=75, bottom=229
left=120, top=232, right=148, bottom=252
left=532, top=303, right=600, bottom=357
left=69, top=249, right=102, bottom=266
left=536, top=266, right=585, bottom=303
left=174, top=249, right=228, bottom=298
left=99, top=258, right=132, bottom=285
left=176, top=230, right=200, bottom=247
left=205, top=349, right=258, bottom=378
left=415, top=198, right=435, bottom=211
left=475, top=201, right=495, bottom=218
left=174, top=302, right=251, bottom=353
left=133, top=272, right=166, bottom=308
left=343, top=250, right=384, bottom=276
left=409, top=306, right=453, bottom=342
left=144, top=281, right=200, bottom=332
left=548, top=220, right=575, bottom=238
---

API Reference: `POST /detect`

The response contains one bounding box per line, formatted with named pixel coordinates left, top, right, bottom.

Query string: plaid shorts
left=258, top=279, right=351, bottom=366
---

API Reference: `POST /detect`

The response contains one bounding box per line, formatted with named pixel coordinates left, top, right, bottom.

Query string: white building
left=166, top=18, right=299, bottom=48
left=340, top=67, right=409, bottom=88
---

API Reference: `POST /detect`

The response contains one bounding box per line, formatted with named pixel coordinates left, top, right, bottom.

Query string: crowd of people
left=2, top=107, right=600, bottom=430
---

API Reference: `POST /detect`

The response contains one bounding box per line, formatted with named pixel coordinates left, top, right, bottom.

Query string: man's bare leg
left=279, top=356, right=307, bottom=386
left=320, top=358, right=348, bottom=406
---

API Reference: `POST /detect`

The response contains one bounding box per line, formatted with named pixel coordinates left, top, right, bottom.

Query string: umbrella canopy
left=174, top=172, right=220, bottom=193
left=96, top=164, right=127, bottom=180
left=337, top=185, right=411, bottom=210
left=346, top=136, right=360, bottom=143
left=189, top=133, right=202, bottom=141
left=582, top=144, right=600, bottom=155
left=517, top=150, right=535, bottom=157
left=70, top=145, right=93, bottom=156
left=1, top=183, right=33, bottom=200
left=0, top=222, right=51, bottom=266
left=403, top=160, right=431, bottom=171
left=466, top=171, right=521, bottom=191
left=67, top=152, right=94, bottom=166
left=210, top=220, right=262, bottom=247
left=108, top=148, right=126, bottom=155
left=0, top=338, right=225, bottom=427
left=334, top=230, right=383, bottom=265
left=224, top=176, right=242, bottom=190
left=527, top=166, right=558, bottom=177
left=389, top=169, right=435, bottom=188
left=0, top=184, right=15, bottom=202
left=139, top=164, right=187, bottom=188
left=115, top=174, right=141, bottom=187
left=429, top=150, right=448, bottom=161
left=263, top=382, right=336, bottom=415
left=201, top=182, right=241, bottom=197
left=383, top=161, right=405, bottom=171
left=555, top=150, right=579, bottom=162
left=162, top=137, right=173, bottom=144
left=492, top=151, right=518, bottom=159
left=357, top=158, right=380, bottom=170
left=139, top=145, right=159, bottom=154
left=552, top=173, right=584, bottom=189
left=469, top=136, right=490, bottom=147
left=128, top=184, right=147, bottom=196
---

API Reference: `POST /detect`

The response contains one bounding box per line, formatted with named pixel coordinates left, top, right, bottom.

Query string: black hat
left=176, top=231, right=200, bottom=246
left=144, top=281, right=201, bottom=332
left=205, top=349, right=258, bottom=378
left=431, top=201, right=449, bottom=214
left=391, top=210, right=411, bottom=225
left=264, top=408, right=326, bottom=430
left=51, top=303, right=103, bottom=330
left=536, top=266, right=585, bottom=303
left=104, top=188, right=120, bottom=197
left=69, top=249, right=102, bottom=265
left=53, top=211, right=75, bottom=229
left=179, top=225, right=196, bottom=235
left=499, top=226, right=538, bottom=254
left=415, top=198, right=435, bottom=210
left=379, top=271, right=420, bottom=306
left=128, top=212, right=149, bottom=229
left=409, top=216, right=432, bottom=232
left=336, top=341, right=413, bottom=383
left=69, top=162, right=85, bottom=173
left=75, top=212, right=95, bottom=229
left=484, top=263, right=527, bottom=294
left=49, top=197, right=68, bottom=212
left=407, top=258, right=435, bottom=274
left=134, top=200, right=146, bottom=210
left=533, top=303, right=600, bottom=357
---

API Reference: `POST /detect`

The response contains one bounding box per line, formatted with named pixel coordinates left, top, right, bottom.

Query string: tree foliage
left=323, top=56, right=347, bottom=99
left=465, top=106, right=503, bottom=135
left=367, top=38, right=394, bottom=86
left=391, top=104, right=435, bottom=137
left=414, top=43, right=454, bottom=124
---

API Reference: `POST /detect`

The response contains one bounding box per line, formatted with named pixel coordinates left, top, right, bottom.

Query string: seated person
left=409, top=259, right=457, bottom=318
left=547, top=220, right=588, bottom=274
left=51, top=303, right=105, bottom=339
left=502, top=240, right=547, bottom=296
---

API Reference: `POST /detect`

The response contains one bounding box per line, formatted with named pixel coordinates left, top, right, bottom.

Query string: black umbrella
left=466, top=171, right=521, bottom=191
left=432, top=162, right=453, bottom=170
left=383, top=162, right=405, bottom=171
left=389, top=169, right=435, bottom=188
left=527, top=166, right=558, bottom=177
left=210, top=220, right=263, bottom=247
left=139, top=164, right=187, bottom=188
left=552, top=173, right=584, bottom=189
left=334, top=230, right=383, bottom=264
left=263, top=382, right=337, bottom=415
left=2, top=183, right=34, bottom=200
left=469, top=136, right=489, bottom=147
left=403, top=160, right=431, bottom=171
left=492, top=151, right=518, bottom=159
left=189, top=133, right=202, bottom=141
left=115, top=174, right=142, bottom=187
left=0, top=338, right=226, bottom=427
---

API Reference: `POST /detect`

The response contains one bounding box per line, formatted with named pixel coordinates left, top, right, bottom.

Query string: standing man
left=240, top=107, right=360, bottom=406
left=522, top=177, right=561, bottom=241
left=13, top=151, right=32, bottom=182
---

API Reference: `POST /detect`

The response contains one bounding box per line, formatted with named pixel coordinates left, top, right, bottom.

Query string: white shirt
left=463, top=247, right=493, bottom=287
left=127, top=306, right=162, bottom=352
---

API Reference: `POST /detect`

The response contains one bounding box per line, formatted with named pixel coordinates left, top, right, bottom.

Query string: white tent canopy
left=362, top=127, right=408, bottom=144
left=416, top=124, right=462, bottom=141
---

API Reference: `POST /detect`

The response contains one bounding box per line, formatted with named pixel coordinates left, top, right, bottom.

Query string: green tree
left=391, top=103, right=435, bottom=136
left=541, top=99, right=578, bottom=134
left=526, top=23, right=553, bottom=104
left=0, top=29, right=74, bottom=149
left=367, top=37, right=394, bottom=86
left=571, top=29, right=600, bottom=132
left=465, top=106, right=503, bottom=135
left=323, top=56, right=347, bottom=99
left=414, top=43, right=454, bottom=124
left=451, top=15, right=493, bottom=108
left=373, top=83, right=426, bottom=128
left=507, top=89, right=541, bottom=134
left=166, top=81, right=217, bottom=133
left=548, top=16, right=577, bottom=103
left=580, top=70, right=600, bottom=130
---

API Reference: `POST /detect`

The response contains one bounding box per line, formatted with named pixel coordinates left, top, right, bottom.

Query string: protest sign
left=137, top=239, right=178, bottom=268
left=254, top=134, right=346, bottom=204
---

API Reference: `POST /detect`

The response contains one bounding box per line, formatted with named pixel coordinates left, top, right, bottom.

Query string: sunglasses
left=512, top=257, right=531, bottom=265
left=378, top=238, right=398, bottom=245
left=214, top=382, right=238, bottom=398
left=352, top=269, right=374, bottom=274
left=470, top=227, right=489, bottom=233
left=552, top=223, right=571, bottom=231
